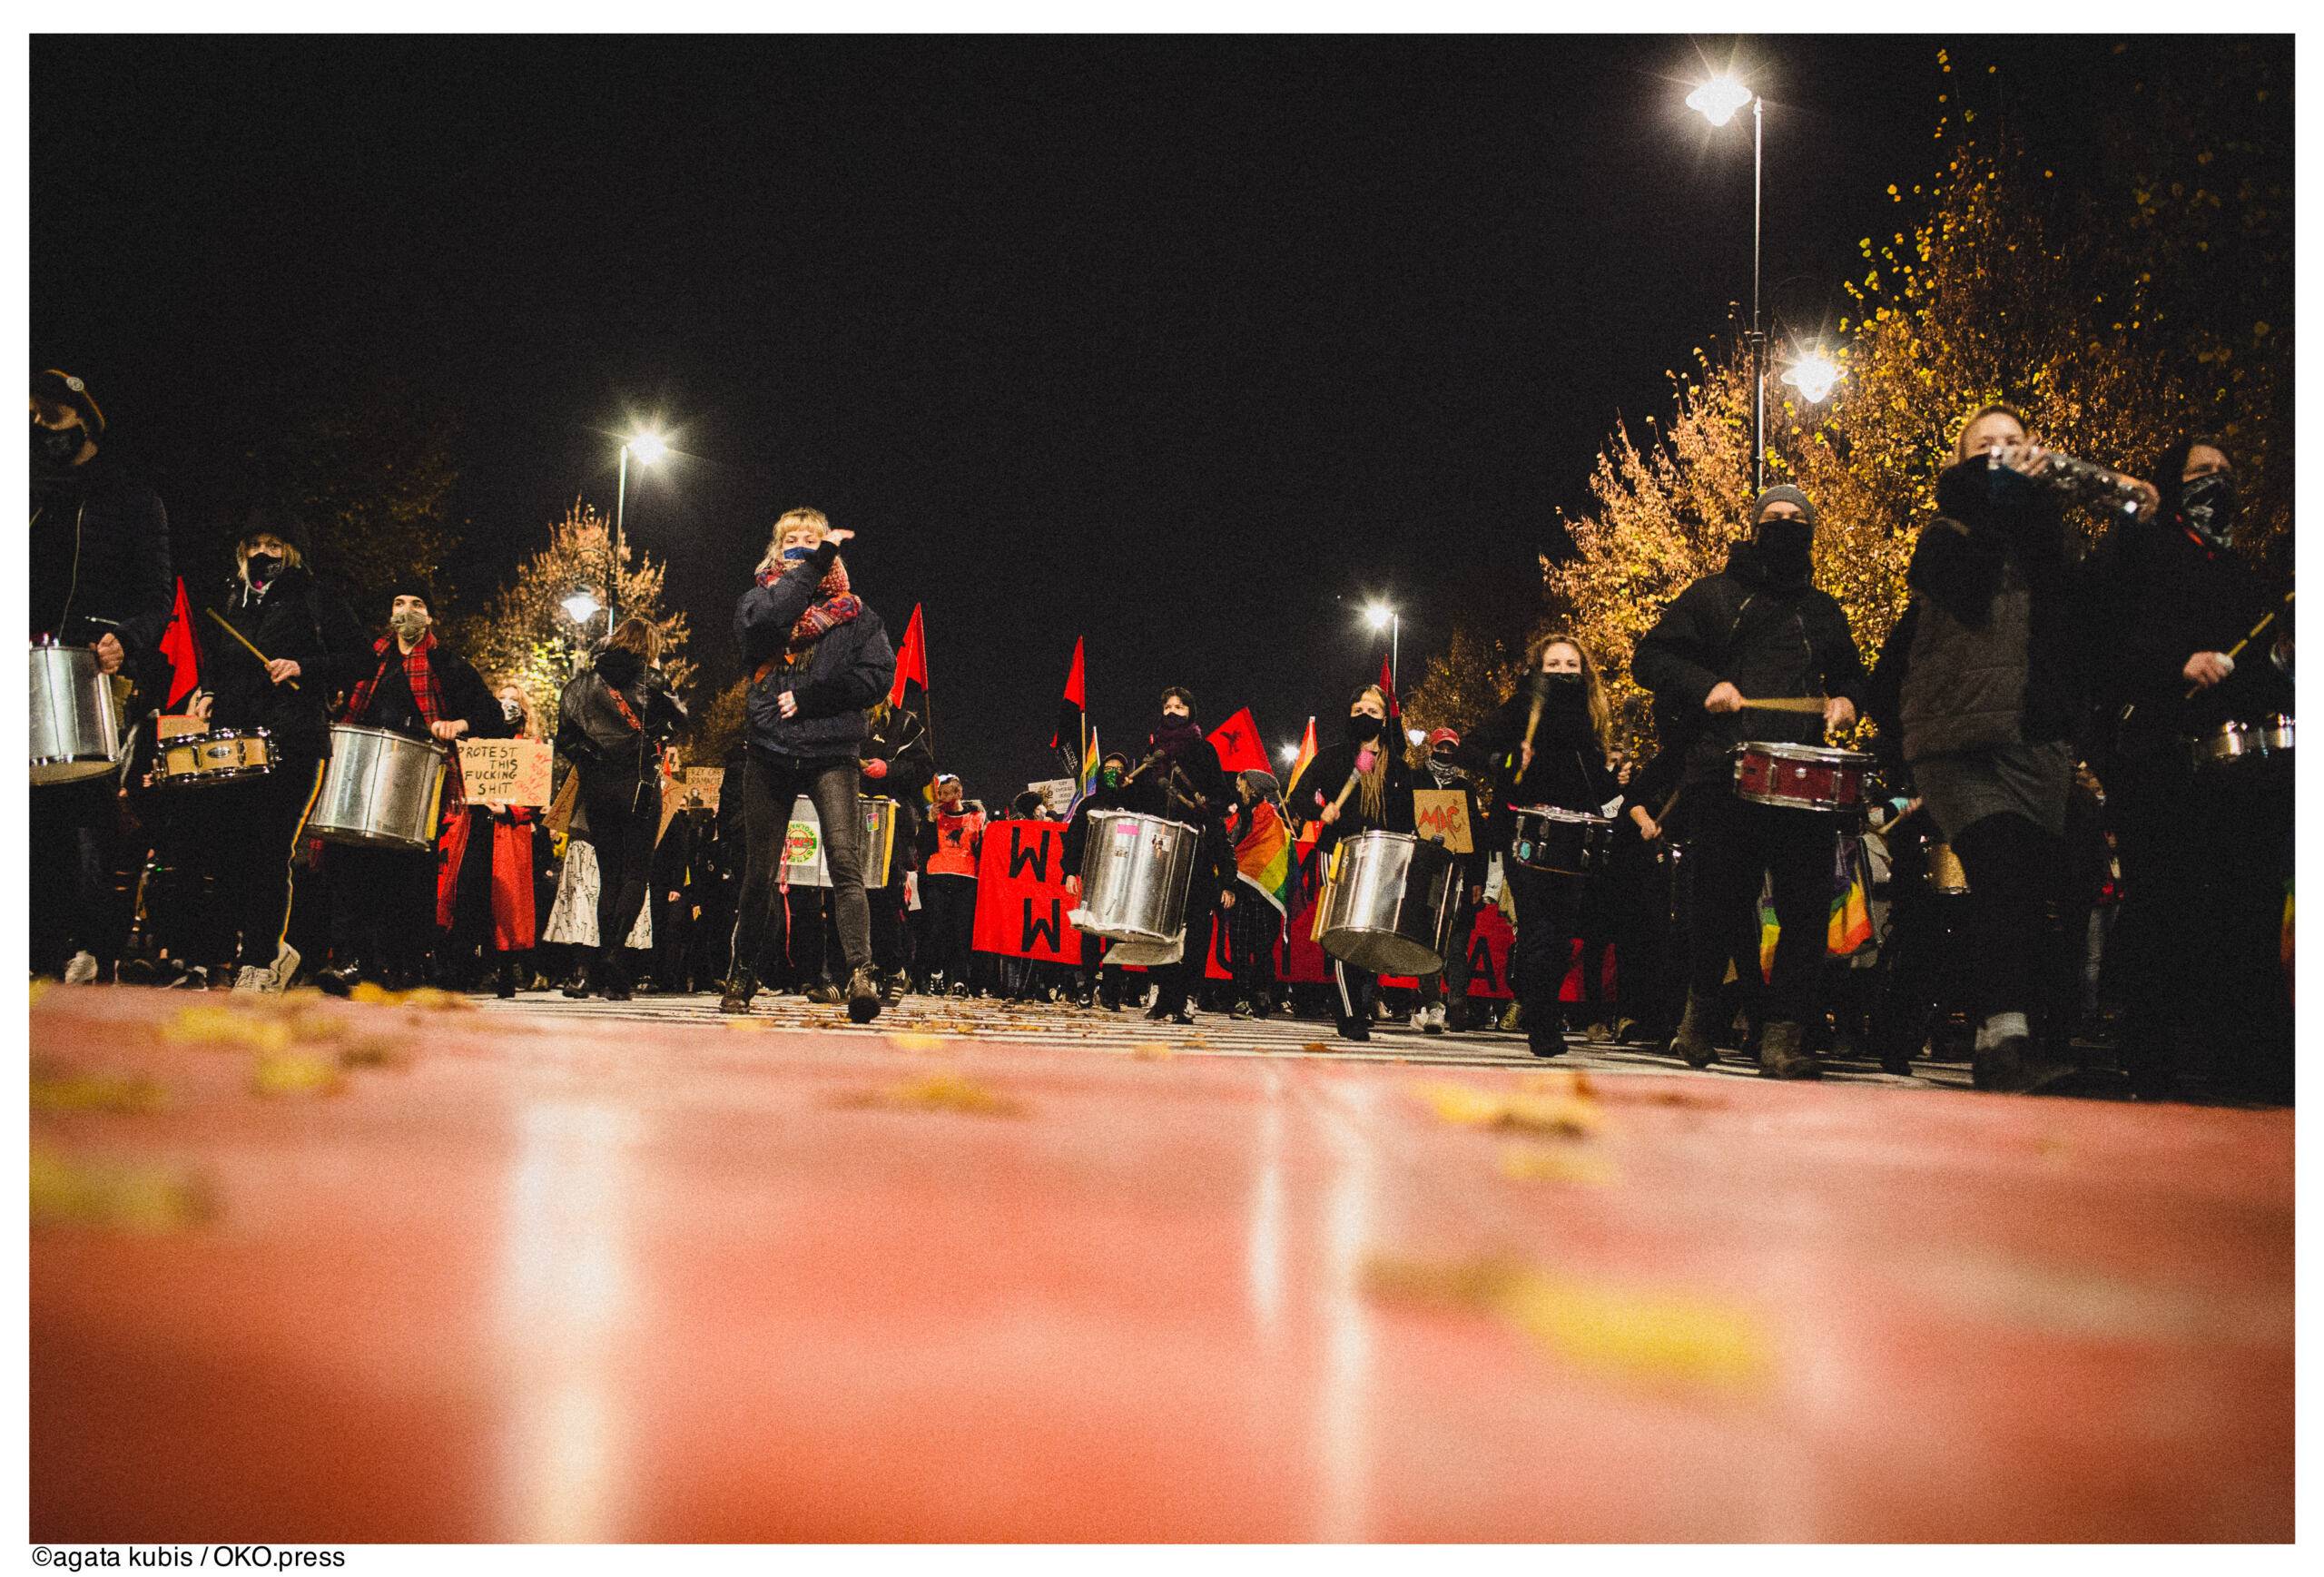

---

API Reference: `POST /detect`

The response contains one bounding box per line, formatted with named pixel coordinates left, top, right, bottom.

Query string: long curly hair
left=1522, top=630, right=1611, bottom=753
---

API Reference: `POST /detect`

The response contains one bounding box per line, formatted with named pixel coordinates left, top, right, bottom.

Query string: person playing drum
left=1457, top=634, right=1625, bottom=1059
left=1633, top=484, right=1868, bottom=1079
left=1295, top=685, right=1416, bottom=1044
left=1118, top=685, right=1231, bottom=1026
left=314, top=583, right=509, bottom=994
left=2093, top=433, right=2290, bottom=1099
left=720, top=508, right=897, bottom=1022
left=183, top=505, right=370, bottom=991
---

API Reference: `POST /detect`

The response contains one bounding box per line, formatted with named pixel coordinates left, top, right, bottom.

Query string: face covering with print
left=390, top=607, right=430, bottom=640
left=2179, top=471, right=2237, bottom=551
left=33, top=421, right=84, bottom=472
left=245, top=553, right=284, bottom=586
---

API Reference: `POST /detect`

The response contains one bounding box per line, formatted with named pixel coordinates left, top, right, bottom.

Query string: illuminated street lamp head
left=1278, top=742, right=1300, bottom=765
left=1687, top=74, right=1753, bottom=128
left=561, top=589, right=603, bottom=625
left=1782, top=350, right=1845, bottom=405
left=1405, top=728, right=1427, bottom=748
left=626, top=431, right=668, bottom=466
left=1362, top=601, right=1395, bottom=632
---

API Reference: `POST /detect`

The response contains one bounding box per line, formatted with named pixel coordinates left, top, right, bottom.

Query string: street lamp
left=1781, top=348, right=1845, bottom=406
left=1362, top=600, right=1400, bottom=690
left=1688, top=71, right=1767, bottom=491
left=610, top=429, right=667, bottom=630
left=1278, top=742, right=1300, bottom=766
left=560, top=588, right=603, bottom=626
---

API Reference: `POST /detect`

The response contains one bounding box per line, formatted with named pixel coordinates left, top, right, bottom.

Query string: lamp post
left=1687, top=74, right=1765, bottom=491
left=609, top=430, right=667, bottom=631
left=1363, top=600, right=1400, bottom=691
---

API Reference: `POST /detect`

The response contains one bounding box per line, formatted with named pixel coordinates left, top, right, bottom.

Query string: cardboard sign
left=680, top=767, right=723, bottom=811
left=457, top=738, right=553, bottom=807
left=781, top=794, right=898, bottom=888
left=969, top=820, right=1086, bottom=964
left=1411, top=788, right=1474, bottom=855
left=1028, top=776, right=1078, bottom=816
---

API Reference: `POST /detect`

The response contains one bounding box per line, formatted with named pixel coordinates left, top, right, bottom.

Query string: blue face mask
left=781, top=546, right=814, bottom=563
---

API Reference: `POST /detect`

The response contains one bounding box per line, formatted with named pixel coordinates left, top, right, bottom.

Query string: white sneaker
left=232, top=965, right=276, bottom=992
left=63, top=951, right=98, bottom=985
left=1423, top=1003, right=1448, bottom=1035
left=268, top=942, right=300, bottom=991
left=1409, top=1008, right=1430, bottom=1032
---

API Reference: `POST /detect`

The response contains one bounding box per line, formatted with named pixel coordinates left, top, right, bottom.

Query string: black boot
left=1759, top=1020, right=1822, bottom=1080
left=315, top=957, right=366, bottom=999
left=1670, top=991, right=1722, bottom=1069
left=599, top=951, right=633, bottom=1001
left=496, top=956, right=520, bottom=999
left=719, top=967, right=757, bottom=1015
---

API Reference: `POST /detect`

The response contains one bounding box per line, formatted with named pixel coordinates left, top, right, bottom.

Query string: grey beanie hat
left=1753, top=485, right=1818, bottom=529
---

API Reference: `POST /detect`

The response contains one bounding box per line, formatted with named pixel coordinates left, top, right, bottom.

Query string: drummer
left=29, top=368, right=175, bottom=984
left=315, top=583, right=509, bottom=994
left=1121, top=686, right=1230, bottom=1026
left=2094, top=432, right=2289, bottom=1099
left=1634, top=484, right=1867, bottom=1079
left=184, top=505, right=369, bottom=991
left=1296, top=684, right=1415, bottom=1044
left=1062, top=749, right=1136, bottom=1010
left=1456, top=636, right=1626, bottom=1058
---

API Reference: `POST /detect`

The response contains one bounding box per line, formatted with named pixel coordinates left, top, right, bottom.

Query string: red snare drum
left=1732, top=742, right=1874, bottom=813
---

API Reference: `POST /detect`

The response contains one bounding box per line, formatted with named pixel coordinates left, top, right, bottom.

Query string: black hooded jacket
left=556, top=646, right=687, bottom=791
left=198, top=566, right=373, bottom=757
left=862, top=707, right=936, bottom=869
left=28, top=454, right=173, bottom=674
left=1459, top=678, right=1621, bottom=819
left=1632, top=539, right=1866, bottom=786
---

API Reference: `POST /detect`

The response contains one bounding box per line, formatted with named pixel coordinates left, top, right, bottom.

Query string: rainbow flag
left=1283, top=715, right=1318, bottom=804
left=1235, top=798, right=1297, bottom=916
left=1066, top=725, right=1102, bottom=817
left=1757, top=841, right=1876, bottom=981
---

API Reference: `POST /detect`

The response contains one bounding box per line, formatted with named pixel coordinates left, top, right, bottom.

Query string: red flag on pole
left=158, top=577, right=201, bottom=710
left=1206, top=706, right=1270, bottom=775
left=1050, top=636, right=1087, bottom=753
left=1378, top=654, right=1400, bottom=721
left=885, top=603, right=928, bottom=709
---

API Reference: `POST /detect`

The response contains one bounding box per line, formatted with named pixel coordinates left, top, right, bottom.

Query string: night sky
left=34, top=34, right=2129, bottom=799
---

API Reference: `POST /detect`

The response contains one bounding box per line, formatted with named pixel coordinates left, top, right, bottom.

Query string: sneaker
left=1422, top=1003, right=1448, bottom=1036
left=1337, top=1017, right=1372, bottom=1044
left=63, top=951, right=98, bottom=986
left=1228, top=998, right=1255, bottom=1020
left=1497, top=1002, right=1523, bottom=1033
left=231, top=964, right=276, bottom=992
left=1529, top=1030, right=1569, bottom=1059
left=169, top=964, right=217, bottom=991
left=1973, top=1034, right=2076, bottom=1096
left=950, top=981, right=972, bottom=999
left=806, top=981, right=844, bottom=1006
left=266, top=942, right=300, bottom=992
left=847, top=966, right=881, bottom=1024
left=1582, top=1020, right=1612, bottom=1044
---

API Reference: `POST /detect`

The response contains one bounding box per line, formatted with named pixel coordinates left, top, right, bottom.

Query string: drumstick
left=2182, top=591, right=2292, bottom=700
left=203, top=608, right=300, bottom=690
left=1739, top=696, right=1830, bottom=715
left=1511, top=694, right=1545, bottom=784
left=1328, top=745, right=1377, bottom=814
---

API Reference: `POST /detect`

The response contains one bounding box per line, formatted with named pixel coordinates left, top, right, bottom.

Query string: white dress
left=541, top=837, right=654, bottom=949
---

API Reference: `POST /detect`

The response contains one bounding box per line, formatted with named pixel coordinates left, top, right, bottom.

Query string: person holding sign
left=439, top=680, right=552, bottom=997
left=1295, top=685, right=1416, bottom=1043
left=722, top=508, right=897, bottom=1020
left=1409, top=726, right=1487, bottom=1034
left=556, top=618, right=687, bottom=1000
left=1458, top=636, right=1623, bottom=1059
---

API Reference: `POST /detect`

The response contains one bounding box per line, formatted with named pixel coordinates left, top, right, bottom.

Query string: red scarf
left=755, top=557, right=863, bottom=649
left=343, top=628, right=462, bottom=798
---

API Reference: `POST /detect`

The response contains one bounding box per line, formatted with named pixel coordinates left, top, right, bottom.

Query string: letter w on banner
left=970, top=820, right=1087, bottom=963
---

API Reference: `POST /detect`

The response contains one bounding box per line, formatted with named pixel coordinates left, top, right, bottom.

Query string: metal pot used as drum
left=1733, top=742, right=1875, bottom=813
left=2188, top=720, right=2267, bottom=772
left=2257, top=714, right=2295, bottom=756
left=308, top=724, right=448, bottom=851
left=29, top=638, right=123, bottom=786
left=1314, top=830, right=1457, bottom=976
left=1072, top=810, right=1201, bottom=945
left=157, top=727, right=277, bottom=788
left=780, top=794, right=898, bottom=888
left=1508, top=804, right=1613, bottom=878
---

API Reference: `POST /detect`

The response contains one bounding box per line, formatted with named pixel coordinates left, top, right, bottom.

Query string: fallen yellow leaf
left=1416, top=1080, right=1601, bottom=1138
left=251, top=1052, right=346, bottom=1099
left=1132, top=1041, right=1174, bottom=1060
left=886, top=1031, right=946, bottom=1050
left=31, top=1148, right=216, bottom=1234
left=1498, top=1147, right=1618, bottom=1187
left=160, top=1004, right=293, bottom=1055
left=31, top=1069, right=169, bottom=1114
left=839, top=1073, right=1023, bottom=1117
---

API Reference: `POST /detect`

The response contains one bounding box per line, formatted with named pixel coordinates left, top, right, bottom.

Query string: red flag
left=1207, top=706, right=1271, bottom=775
left=885, top=603, right=928, bottom=708
left=1378, top=654, right=1400, bottom=720
left=158, top=577, right=201, bottom=710
left=1050, top=636, right=1087, bottom=753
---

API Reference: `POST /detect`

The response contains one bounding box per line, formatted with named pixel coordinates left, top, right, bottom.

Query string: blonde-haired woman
left=1457, top=633, right=1622, bottom=1057
left=1291, top=683, right=1416, bottom=1042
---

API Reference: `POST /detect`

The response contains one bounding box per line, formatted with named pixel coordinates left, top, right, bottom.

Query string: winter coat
left=861, top=709, right=936, bottom=872
left=198, top=566, right=371, bottom=758
left=734, top=541, right=896, bottom=760
left=1459, top=685, right=1621, bottom=819
left=556, top=646, right=687, bottom=792
left=28, top=457, right=173, bottom=665
left=1631, top=540, right=1867, bottom=786
left=1298, top=736, right=1418, bottom=857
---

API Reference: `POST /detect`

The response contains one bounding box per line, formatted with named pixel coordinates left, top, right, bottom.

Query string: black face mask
left=1536, top=670, right=1586, bottom=708
left=2179, top=471, right=2237, bottom=550
left=1755, top=517, right=1814, bottom=581
left=1348, top=713, right=1385, bottom=743
left=33, top=421, right=84, bottom=472
left=245, top=553, right=284, bottom=586
left=1431, top=750, right=1457, bottom=767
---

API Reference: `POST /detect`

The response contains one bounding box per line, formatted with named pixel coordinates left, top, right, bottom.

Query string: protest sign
left=457, top=738, right=553, bottom=806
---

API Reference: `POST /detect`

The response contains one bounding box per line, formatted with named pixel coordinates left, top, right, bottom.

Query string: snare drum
left=29, top=638, right=123, bottom=785
left=308, top=725, right=448, bottom=852
left=1313, top=830, right=1457, bottom=976
left=2258, top=714, right=2294, bottom=754
left=157, top=727, right=276, bottom=787
left=1733, top=742, right=1875, bottom=812
left=1507, top=804, right=1613, bottom=878
left=2188, top=720, right=2266, bottom=771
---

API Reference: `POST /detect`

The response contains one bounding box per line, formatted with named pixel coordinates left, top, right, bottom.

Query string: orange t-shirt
left=926, top=806, right=986, bottom=879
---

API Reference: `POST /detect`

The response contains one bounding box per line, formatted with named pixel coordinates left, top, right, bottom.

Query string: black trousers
left=582, top=777, right=660, bottom=972
left=1509, top=866, right=1587, bottom=1053
left=919, top=873, right=978, bottom=983
left=1416, top=880, right=1476, bottom=1013
left=330, top=842, right=438, bottom=979
left=1947, top=811, right=2066, bottom=1025
left=732, top=752, right=872, bottom=982
left=29, top=775, right=130, bottom=974
left=1330, top=956, right=1377, bottom=1037
left=1686, top=789, right=1837, bottom=1029
left=1224, top=893, right=1280, bottom=1000
left=868, top=874, right=909, bottom=974
left=211, top=754, right=327, bottom=971
left=1151, top=905, right=1220, bottom=1015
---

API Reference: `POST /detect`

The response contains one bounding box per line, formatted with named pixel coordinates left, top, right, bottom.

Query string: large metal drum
left=1071, top=809, right=1201, bottom=945
left=1314, top=830, right=1457, bottom=976
left=781, top=794, right=898, bottom=888
left=308, top=724, right=448, bottom=851
left=29, top=639, right=123, bottom=785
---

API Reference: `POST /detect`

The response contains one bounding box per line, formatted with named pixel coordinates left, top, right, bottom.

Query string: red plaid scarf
left=753, top=556, right=862, bottom=649
left=342, top=628, right=463, bottom=798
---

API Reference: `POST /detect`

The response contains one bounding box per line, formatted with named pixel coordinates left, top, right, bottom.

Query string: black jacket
left=1298, top=736, right=1418, bottom=857
left=862, top=708, right=936, bottom=872
left=2093, top=515, right=2292, bottom=761
left=1632, top=541, right=1867, bottom=786
left=556, top=647, right=687, bottom=790
left=734, top=541, right=896, bottom=760
left=1459, top=685, right=1621, bottom=819
left=28, top=456, right=173, bottom=678
left=344, top=637, right=507, bottom=744
left=1061, top=774, right=1138, bottom=877
left=198, top=567, right=371, bottom=758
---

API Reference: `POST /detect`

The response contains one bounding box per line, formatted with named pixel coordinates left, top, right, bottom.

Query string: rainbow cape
left=1235, top=798, right=1297, bottom=916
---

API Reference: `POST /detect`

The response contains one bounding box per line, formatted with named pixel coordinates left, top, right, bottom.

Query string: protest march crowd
left=30, top=369, right=2295, bottom=1102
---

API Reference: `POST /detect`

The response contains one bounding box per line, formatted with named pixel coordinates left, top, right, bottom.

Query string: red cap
left=1426, top=726, right=1461, bottom=747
